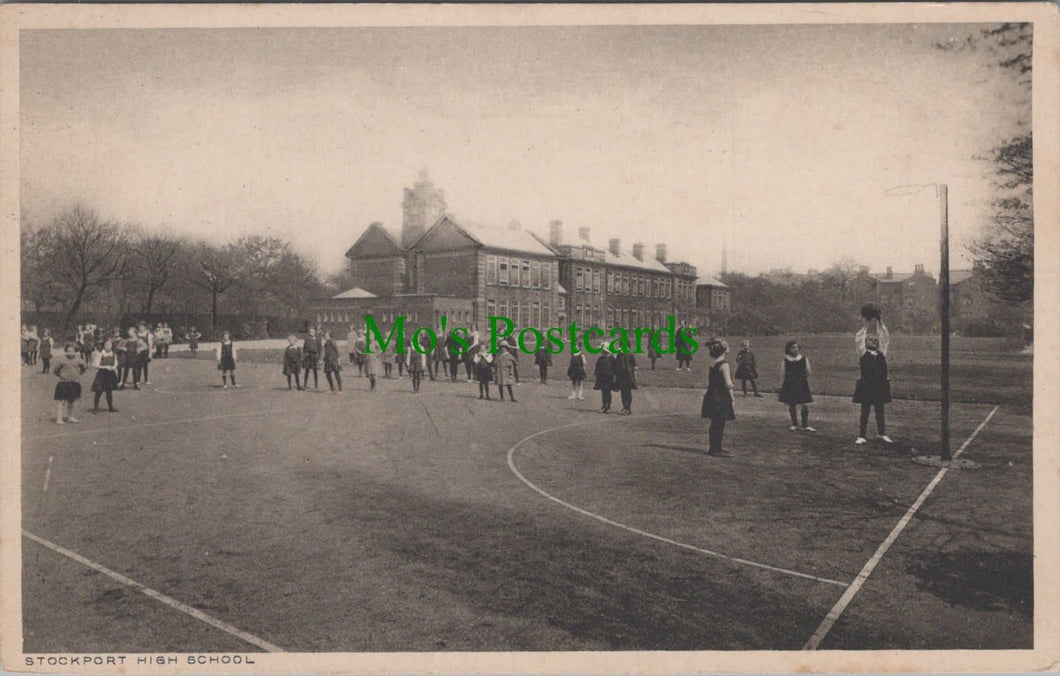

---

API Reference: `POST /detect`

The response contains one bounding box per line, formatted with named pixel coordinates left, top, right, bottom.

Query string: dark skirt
left=323, top=358, right=342, bottom=374
left=567, top=363, right=586, bottom=381
left=734, top=363, right=758, bottom=380
left=188, top=338, right=199, bottom=350
left=778, top=379, right=813, bottom=404
left=91, top=369, right=119, bottom=393
left=282, top=361, right=300, bottom=376
left=218, top=355, right=236, bottom=371
left=54, top=381, right=82, bottom=402
left=853, top=378, right=892, bottom=405
left=303, top=353, right=319, bottom=369
left=701, top=389, right=736, bottom=421
left=594, top=374, right=613, bottom=391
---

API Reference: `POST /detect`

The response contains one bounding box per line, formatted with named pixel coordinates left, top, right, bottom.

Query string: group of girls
left=279, top=327, right=343, bottom=393
left=700, top=304, right=895, bottom=456
left=21, top=325, right=54, bottom=372
left=470, top=342, right=519, bottom=401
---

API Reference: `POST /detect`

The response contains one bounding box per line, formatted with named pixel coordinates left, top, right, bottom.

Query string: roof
left=949, top=269, right=975, bottom=285
left=332, top=287, right=377, bottom=299
left=540, top=229, right=671, bottom=273
left=697, top=277, right=728, bottom=289
left=345, top=222, right=404, bottom=259
left=450, top=217, right=556, bottom=257
left=873, top=272, right=915, bottom=283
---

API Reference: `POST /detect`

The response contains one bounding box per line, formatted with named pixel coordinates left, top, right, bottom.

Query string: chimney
left=914, top=263, right=924, bottom=276
left=885, top=266, right=893, bottom=279
left=549, top=220, right=563, bottom=246
left=632, top=243, right=644, bottom=261
left=655, top=243, right=667, bottom=263
left=578, top=227, right=591, bottom=242
left=609, top=238, right=621, bottom=256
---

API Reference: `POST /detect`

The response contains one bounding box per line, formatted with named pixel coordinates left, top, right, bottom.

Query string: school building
left=308, top=173, right=703, bottom=335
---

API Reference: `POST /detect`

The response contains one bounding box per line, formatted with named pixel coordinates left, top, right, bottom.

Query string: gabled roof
left=541, top=227, right=671, bottom=272
left=332, top=287, right=377, bottom=299
left=873, top=272, right=915, bottom=283
left=345, top=222, right=404, bottom=259
left=697, top=277, right=728, bottom=289
left=415, top=215, right=556, bottom=257
left=950, top=269, right=976, bottom=285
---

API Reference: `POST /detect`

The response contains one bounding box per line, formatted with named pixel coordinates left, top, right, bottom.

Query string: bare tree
left=192, top=242, right=237, bottom=329
left=49, top=206, right=129, bottom=332
left=129, top=228, right=181, bottom=314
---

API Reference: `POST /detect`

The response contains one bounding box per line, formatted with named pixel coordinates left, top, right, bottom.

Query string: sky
left=20, top=24, right=1030, bottom=279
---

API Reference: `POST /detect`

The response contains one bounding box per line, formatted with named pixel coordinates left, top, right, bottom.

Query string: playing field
left=19, top=340, right=1032, bottom=652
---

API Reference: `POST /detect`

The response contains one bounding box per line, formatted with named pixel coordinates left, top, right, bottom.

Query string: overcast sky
left=20, top=24, right=1029, bottom=279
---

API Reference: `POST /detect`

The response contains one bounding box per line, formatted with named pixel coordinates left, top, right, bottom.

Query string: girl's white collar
left=785, top=353, right=803, bottom=362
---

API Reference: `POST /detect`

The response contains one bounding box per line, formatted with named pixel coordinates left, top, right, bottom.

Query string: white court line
left=22, top=530, right=284, bottom=652
left=802, top=405, right=999, bottom=651
left=507, top=414, right=849, bottom=587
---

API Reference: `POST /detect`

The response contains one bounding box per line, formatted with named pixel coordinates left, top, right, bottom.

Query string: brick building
left=872, top=264, right=938, bottom=332
left=696, top=278, right=731, bottom=334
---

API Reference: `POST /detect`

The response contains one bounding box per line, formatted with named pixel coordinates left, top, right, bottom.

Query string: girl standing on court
left=364, top=345, right=380, bottom=391
left=853, top=336, right=893, bottom=445
left=302, top=327, right=321, bottom=390
left=53, top=343, right=87, bottom=424
left=120, top=327, right=143, bottom=390
left=38, top=329, right=54, bottom=375
left=408, top=339, right=428, bottom=393
left=283, top=335, right=303, bottom=390
left=90, top=338, right=120, bottom=413
left=734, top=340, right=762, bottom=397
left=216, top=331, right=239, bottom=388
left=593, top=344, right=615, bottom=414
left=495, top=346, right=517, bottom=402
left=701, top=340, right=735, bottom=457
left=534, top=346, right=552, bottom=384
left=381, top=342, right=395, bottom=378
left=472, top=343, right=494, bottom=400
left=137, top=323, right=153, bottom=385
left=612, top=350, right=637, bottom=416
left=778, top=340, right=815, bottom=432
left=322, top=330, right=343, bottom=394
left=567, top=347, right=587, bottom=400
left=185, top=327, right=202, bottom=358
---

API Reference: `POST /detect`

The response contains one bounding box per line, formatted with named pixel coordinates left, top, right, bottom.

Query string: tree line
left=20, top=205, right=330, bottom=335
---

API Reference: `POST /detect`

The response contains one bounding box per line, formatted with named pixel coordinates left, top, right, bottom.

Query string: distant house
left=872, top=264, right=938, bottom=332
left=696, top=278, right=731, bottom=334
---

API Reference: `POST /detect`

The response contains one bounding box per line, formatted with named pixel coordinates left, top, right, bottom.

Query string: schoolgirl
left=283, top=335, right=303, bottom=390
left=302, top=328, right=321, bottom=390
left=567, top=347, right=587, bottom=400
left=120, top=327, right=143, bottom=389
left=647, top=340, right=659, bottom=370
left=26, top=326, right=40, bottom=365
left=778, top=340, right=815, bottom=432
left=675, top=322, right=695, bottom=372
left=53, top=343, right=87, bottom=424
left=853, top=336, right=894, bottom=445
left=381, top=342, right=395, bottom=378
left=472, top=343, right=494, bottom=399
left=185, top=327, right=202, bottom=357
left=364, top=345, right=380, bottom=391
left=354, top=330, right=368, bottom=377
left=734, top=340, right=762, bottom=397
left=612, top=350, right=637, bottom=415
left=322, top=331, right=343, bottom=394
left=90, top=339, right=120, bottom=413
left=136, top=323, right=153, bottom=385
left=21, top=325, right=31, bottom=366
left=38, top=329, right=54, bottom=375
left=216, top=331, right=239, bottom=388
left=700, top=340, right=736, bottom=457
left=534, top=346, right=552, bottom=384
left=465, top=324, right=481, bottom=382
left=408, top=338, right=427, bottom=393
left=593, top=344, right=615, bottom=414
left=495, top=346, right=517, bottom=402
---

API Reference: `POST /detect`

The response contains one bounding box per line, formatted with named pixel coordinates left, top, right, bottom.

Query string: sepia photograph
left=2, top=3, right=1058, bottom=673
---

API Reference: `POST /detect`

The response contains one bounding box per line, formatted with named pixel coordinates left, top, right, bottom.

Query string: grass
left=19, top=337, right=1032, bottom=652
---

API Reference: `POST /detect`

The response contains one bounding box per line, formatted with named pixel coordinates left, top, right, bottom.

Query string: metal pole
left=939, top=184, right=951, bottom=460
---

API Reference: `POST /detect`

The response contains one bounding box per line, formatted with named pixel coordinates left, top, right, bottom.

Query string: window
left=543, top=263, right=551, bottom=289
left=584, top=246, right=591, bottom=259
left=532, top=261, right=541, bottom=288
left=498, top=299, right=508, bottom=320
left=593, top=269, right=601, bottom=294
left=622, top=274, right=629, bottom=296
left=487, top=299, right=496, bottom=318
left=607, top=270, right=614, bottom=293
left=511, top=259, right=520, bottom=287
left=522, top=261, right=531, bottom=288
left=499, top=257, right=509, bottom=286
left=576, top=267, right=584, bottom=292
left=607, top=308, right=614, bottom=328
left=543, top=303, right=551, bottom=325
left=511, top=301, right=520, bottom=327
left=640, top=277, right=646, bottom=296
left=632, top=275, right=639, bottom=297
left=532, top=302, right=540, bottom=328
left=575, top=304, right=582, bottom=325
left=486, top=255, right=497, bottom=285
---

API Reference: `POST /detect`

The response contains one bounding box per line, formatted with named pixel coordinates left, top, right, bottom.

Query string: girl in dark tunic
left=472, top=343, right=494, bottom=399
left=216, top=331, right=239, bottom=388
left=408, top=337, right=428, bottom=393
left=185, top=327, right=201, bottom=357
left=593, top=345, right=615, bottom=414
left=302, top=328, right=321, bottom=390
left=701, top=340, right=735, bottom=457
left=612, top=351, right=637, bottom=415
left=567, top=348, right=587, bottom=400
left=322, top=331, right=343, bottom=393
left=282, top=335, right=303, bottom=390
left=534, top=346, right=552, bottom=384
left=778, top=340, right=815, bottom=432
left=39, top=329, right=54, bottom=375
left=734, top=340, right=761, bottom=397
left=90, top=339, right=120, bottom=412
left=853, top=336, right=893, bottom=445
